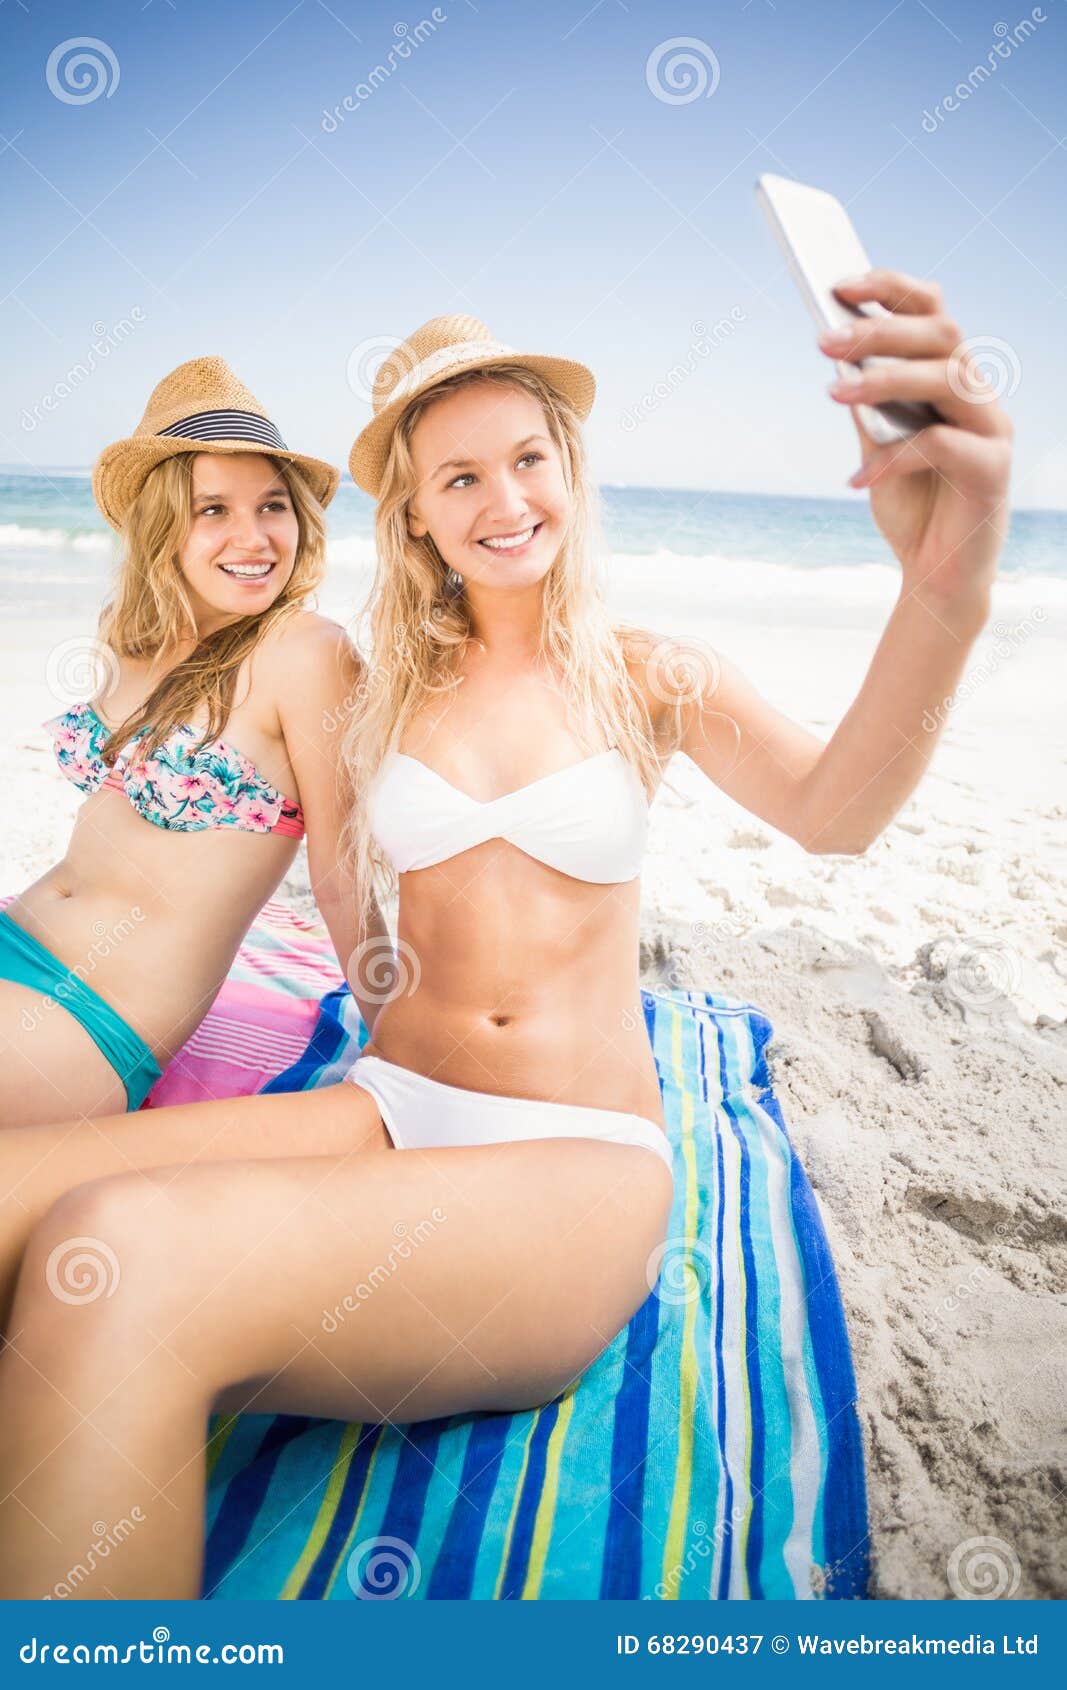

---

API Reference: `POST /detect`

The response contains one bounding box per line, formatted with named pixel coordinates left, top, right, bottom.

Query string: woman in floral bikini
left=48, top=709, right=308, bottom=834
left=0, top=354, right=388, bottom=1126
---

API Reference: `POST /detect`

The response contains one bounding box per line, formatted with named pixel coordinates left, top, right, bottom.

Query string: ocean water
left=1, top=468, right=1064, bottom=621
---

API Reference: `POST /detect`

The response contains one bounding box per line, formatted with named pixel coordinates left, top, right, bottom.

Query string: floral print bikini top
left=45, top=701, right=305, bottom=837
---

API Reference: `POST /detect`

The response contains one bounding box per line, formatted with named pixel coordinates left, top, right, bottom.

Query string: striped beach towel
left=158, top=902, right=868, bottom=1601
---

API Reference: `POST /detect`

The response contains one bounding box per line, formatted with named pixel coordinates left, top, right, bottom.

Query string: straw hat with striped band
left=92, top=355, right=340, bottom=530
left=348, top=315, right=596, bottom=497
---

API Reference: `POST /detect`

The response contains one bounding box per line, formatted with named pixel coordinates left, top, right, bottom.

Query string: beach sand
left=3, top=555, right=1065, bottom=1601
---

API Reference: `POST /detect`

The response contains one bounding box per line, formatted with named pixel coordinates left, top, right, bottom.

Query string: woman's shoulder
left=614, top=622, right=693, bottom=715
left=612, top=622, right=729, bottom=748
left=614, top=622, right=666, bottom=667
left=255, top=608, right=361, bottom=678
left=239, top=611, right=364, bottom=731
left=614, top=619, right=716, bottom=659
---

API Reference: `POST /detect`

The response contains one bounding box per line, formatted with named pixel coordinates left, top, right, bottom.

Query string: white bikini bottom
left=345, top=1054, right=674, bottom=1182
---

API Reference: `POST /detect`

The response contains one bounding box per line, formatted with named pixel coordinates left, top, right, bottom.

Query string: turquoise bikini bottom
left=0, top=910, right=162, bottom=1111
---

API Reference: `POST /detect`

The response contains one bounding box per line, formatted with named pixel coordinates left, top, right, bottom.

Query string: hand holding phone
left=755, top=173, right=944, bottom=447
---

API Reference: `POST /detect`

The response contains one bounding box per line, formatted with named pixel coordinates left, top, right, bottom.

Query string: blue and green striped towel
left=201, top=984, right=869, bottom=1600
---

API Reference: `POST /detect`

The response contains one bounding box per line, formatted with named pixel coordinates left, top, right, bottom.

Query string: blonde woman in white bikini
left=0, top=277, right=1011, bottom=1597
left=0, top=356, right=387, bottom=1126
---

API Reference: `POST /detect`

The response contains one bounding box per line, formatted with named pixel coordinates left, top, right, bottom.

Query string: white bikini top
left=367, top=747, right=649, bottom=884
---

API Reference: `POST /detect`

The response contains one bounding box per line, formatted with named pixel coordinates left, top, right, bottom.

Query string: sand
left=3, top=553, right=1065, bottom=1601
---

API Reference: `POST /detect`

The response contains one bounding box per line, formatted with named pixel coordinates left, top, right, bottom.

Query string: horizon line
left=0, top=466, right=1063, bottom=518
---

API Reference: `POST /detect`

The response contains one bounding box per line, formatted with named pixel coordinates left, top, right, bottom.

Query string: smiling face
left=405, top=380, right=572, bottom=593
left=177, top=452, right=300, bottom=632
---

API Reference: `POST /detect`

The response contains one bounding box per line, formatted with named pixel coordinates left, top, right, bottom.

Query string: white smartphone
left=755, top=172, right=943, bottom=446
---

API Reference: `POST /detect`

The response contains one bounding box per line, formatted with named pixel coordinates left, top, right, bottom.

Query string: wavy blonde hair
left=342, top=363, right=682, bottom=944
left=96, top=451, right=327, bottom=763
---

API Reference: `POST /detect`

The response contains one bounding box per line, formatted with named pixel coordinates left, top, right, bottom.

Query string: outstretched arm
left=803, top=266, right=1010, bottom=851
left=679, top=598, right=995, bottom=856
left=658, top=267, right=1011, bottom=855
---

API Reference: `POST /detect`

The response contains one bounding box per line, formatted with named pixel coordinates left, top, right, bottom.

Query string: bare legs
left=0, top=1102, right=672, bottom=1599
left=0, top=1082, right=390, bottom=1340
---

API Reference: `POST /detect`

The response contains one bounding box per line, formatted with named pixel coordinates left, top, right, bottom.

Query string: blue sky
left=2, top=0, right=1064, bottom=506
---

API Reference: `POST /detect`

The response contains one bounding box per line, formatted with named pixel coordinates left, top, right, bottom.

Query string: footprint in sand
left=864, top=1011, right=926, bottom=1081
left=919, top=906, right=965, bottom=930
left=765, top=884, right=832, bottom=910
left=727, top=828, right=772, bottom=850
left=935, top=855, right=984, bottom=885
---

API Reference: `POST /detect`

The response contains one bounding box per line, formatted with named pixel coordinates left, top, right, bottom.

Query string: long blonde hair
left=342, top=363, right=677, bottom=944
left=97, top=451, right=327, bottom=763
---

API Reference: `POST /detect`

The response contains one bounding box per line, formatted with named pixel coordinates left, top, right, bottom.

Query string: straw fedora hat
left=92, top=355, right=341, bottom=530
left=348, top=314, right=596, bottom=496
